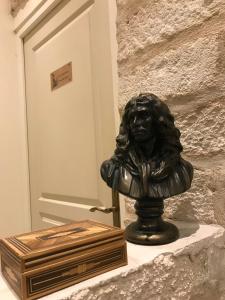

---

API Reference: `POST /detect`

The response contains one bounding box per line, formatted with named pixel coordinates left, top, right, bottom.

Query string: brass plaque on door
left=50, top=62, right=72, bottom=91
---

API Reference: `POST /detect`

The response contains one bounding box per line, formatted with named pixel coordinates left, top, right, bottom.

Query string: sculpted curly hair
left=114, top=93, right=183, bottom=164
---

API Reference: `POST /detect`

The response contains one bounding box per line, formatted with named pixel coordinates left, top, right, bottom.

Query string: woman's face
left=128, top=104, right=154, bottom=142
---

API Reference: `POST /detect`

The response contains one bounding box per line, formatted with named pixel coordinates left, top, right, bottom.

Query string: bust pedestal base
left=125, top=197, right=179, bottom=245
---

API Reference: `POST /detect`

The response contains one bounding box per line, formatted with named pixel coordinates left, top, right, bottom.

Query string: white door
left=24, top=0, right=119, bottom=230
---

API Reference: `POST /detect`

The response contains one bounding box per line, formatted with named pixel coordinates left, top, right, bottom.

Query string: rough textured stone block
left=174, top=100, right=225, bottom=158
left=117, top=0, right=225, bottom=231
left=118, top=32, right=225, bottom=108
left=119, top=40, right=225, bottom=227
left=117, top=0, right=225, bottom=61
left=164, top=167, right=225, bottom=226
left=125, top=197, right=135, bottom=216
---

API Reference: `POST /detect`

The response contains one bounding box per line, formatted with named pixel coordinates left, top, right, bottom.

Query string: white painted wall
left=0, top=0, right=30, bottom=237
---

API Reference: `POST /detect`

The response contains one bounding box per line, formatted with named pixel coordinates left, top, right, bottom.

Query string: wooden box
left=0, top=220, right=127, bottom=300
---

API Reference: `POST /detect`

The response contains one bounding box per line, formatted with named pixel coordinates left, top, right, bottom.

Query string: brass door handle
left=89, top=206, right=117, bottom=214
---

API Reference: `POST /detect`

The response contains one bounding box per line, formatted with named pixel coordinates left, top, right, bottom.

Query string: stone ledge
left=1, top=223, right=225, bottom=300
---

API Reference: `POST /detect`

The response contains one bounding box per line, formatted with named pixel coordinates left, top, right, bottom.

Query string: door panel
left=24, top=0, right=117, bottom=229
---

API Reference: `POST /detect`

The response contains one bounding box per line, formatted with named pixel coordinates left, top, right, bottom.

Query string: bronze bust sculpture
left=101, top=93, right=193, bottom=245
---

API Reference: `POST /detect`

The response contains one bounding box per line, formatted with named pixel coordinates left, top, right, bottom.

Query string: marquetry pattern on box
left=0, top=220, right=127, bottom=300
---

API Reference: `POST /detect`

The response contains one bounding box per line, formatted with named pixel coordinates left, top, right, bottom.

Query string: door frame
left=14, top=0, right=125, bottom=230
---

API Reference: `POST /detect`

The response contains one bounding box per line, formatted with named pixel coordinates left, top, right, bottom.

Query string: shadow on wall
left=165, top=196, right=199, bottom=223
left=10, top=0, right=29, bottom=16
left=169, top=220, right=200, bottom=239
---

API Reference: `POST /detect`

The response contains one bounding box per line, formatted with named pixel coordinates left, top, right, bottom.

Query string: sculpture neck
left=136, top=136, right=156, bottom=161
left=135, top=197, right=164, bottom=229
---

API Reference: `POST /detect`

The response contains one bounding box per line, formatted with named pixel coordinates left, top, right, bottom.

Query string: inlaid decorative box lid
left=0, top=220, right=125, bottom=271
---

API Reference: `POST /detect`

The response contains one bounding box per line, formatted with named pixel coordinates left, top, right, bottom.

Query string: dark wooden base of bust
left=125, top=197, right=179, bottom=245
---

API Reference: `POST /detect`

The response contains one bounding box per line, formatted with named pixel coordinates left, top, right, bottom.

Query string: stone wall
left=117, top=0, right=225, bottom=226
